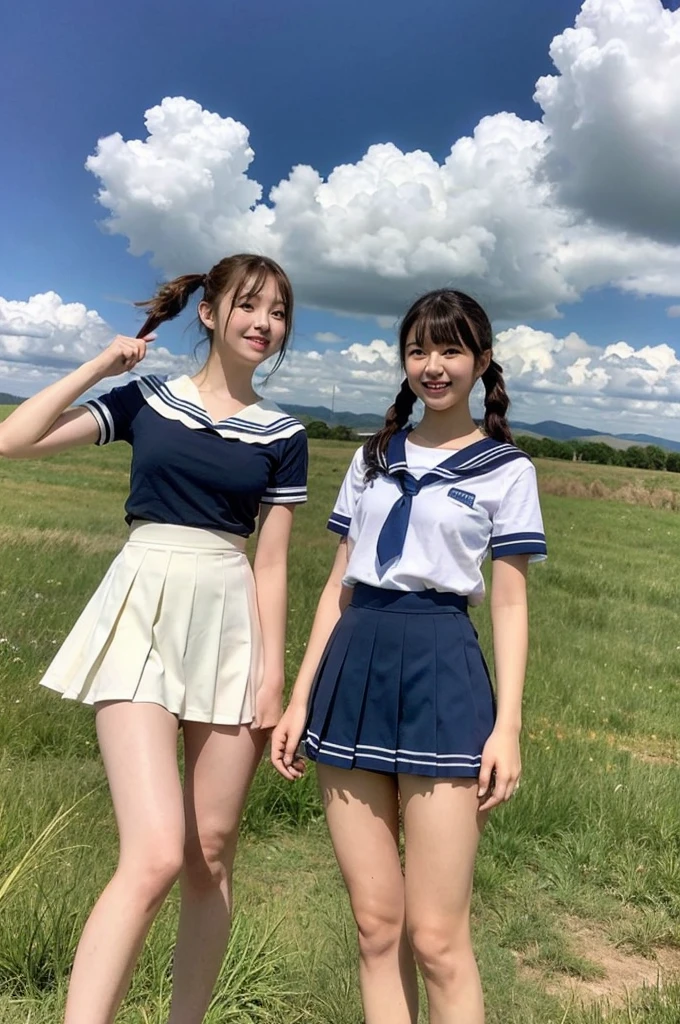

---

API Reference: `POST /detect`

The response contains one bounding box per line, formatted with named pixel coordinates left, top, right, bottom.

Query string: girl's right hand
left=89, top=334, right=156, bottom=379
left=271, top=703, right=308, bottom=781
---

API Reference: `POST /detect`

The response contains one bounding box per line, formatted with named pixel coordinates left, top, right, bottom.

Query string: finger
left=487, top=776, right=511, bottom=809
left=142, top=333, right=157, bottom=342
left=477, top=761, right=494, bottom=798
left=284, top=733, right=301, bottom=768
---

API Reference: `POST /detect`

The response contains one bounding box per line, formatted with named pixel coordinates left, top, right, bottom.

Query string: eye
left=239, top=301, right=253, bottom=311
left=443, top=347, right=461, bottom=357
left=407, top=346, right=425, bottom=357
left=271, top=309, right=286, bottom=319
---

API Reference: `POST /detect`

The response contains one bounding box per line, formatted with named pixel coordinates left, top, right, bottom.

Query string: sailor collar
left=137, top=374, right=303, bottom=444
left=384, top=427, right=527, bottom=479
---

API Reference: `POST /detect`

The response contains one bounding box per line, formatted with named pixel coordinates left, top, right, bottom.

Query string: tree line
left=305, top=420, right=359, bottom=441
left=515, top=435, right=680, bottom=472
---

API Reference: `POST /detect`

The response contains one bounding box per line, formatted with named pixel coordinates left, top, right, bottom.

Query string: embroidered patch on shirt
left=447, top=487, right=476, bottom=508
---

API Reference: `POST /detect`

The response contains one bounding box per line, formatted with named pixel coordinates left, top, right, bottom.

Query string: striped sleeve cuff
left=83, top=399, right=115, bottom=446
left=491, top=531, right=547, bottom=560
left=261, top=486, right=308, bottom=505
left=327, top=512, right=351, bottom=537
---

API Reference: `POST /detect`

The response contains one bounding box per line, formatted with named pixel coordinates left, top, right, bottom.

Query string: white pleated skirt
left=39, top=521, right=263, bottom=724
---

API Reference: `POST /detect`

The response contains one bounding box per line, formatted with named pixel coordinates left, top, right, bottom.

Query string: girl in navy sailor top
left=272, top=289, right=546, bottom=1024
left=0, top=254, right=308, bottom=1024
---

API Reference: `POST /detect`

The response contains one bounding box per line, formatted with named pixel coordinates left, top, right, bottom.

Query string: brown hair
left=363, top=289, right=513, bottom=477
left=134, top=254, right=294, bottom=375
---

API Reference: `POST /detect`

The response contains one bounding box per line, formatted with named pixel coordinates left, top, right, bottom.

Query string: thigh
left=400, top=776, right=485, bottom=929
left=181, top=723, right=267, bottom=851
left=318, top=765, right=403, bottom=917
left=95, top=700, right=184, bottom=860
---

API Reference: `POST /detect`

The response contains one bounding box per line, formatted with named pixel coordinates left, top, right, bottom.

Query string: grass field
left=1, top=416, right=680, bottom=1022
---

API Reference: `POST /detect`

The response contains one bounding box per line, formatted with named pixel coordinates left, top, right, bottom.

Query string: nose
left=423, top=352, right=444, bottom=377
left=252, top=307, right=270, bottom=333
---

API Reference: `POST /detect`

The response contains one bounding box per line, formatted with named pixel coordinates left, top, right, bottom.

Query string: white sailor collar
left=137, top=374, right=304, bottom=444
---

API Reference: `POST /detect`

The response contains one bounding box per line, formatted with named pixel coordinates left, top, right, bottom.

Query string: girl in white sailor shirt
left=0, top=255, right=307, bottom=1024
left=272, top=289, right=546, bottom=1024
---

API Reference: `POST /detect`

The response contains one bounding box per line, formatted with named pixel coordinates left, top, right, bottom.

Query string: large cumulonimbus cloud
left=84, top=0, right=680, bottom=323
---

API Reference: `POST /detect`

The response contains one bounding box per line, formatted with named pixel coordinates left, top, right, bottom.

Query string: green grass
left=1, top=436, right=680, bottom=1021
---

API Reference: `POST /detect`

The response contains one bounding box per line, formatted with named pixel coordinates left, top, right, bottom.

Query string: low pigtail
left=363, top=378, right=417, bottom=481
left=134, top=274, right=207, bottom=339
left=482, top=359, right=513, bottom=444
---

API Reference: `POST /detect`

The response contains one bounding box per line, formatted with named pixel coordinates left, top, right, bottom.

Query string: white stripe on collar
left=138, top=375, right=305, bottom=444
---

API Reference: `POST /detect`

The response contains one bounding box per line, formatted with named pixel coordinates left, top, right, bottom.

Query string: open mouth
left=421, top=381, right=451, bottom=393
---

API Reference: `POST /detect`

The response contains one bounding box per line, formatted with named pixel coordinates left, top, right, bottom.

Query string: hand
left=252, top=683, right=283, bottom=731
left=477, top=726, right=521, bottom=812
left=270, top=703, right=308, bottom=781
left=90, top=334, right=156, bottom=379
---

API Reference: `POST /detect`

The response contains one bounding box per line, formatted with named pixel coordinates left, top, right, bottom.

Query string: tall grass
left=1, top=438, right=680, bottom=1020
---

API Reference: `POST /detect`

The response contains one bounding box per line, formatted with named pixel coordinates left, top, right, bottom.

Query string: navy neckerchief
left=375, top=428, right=529, bottom=570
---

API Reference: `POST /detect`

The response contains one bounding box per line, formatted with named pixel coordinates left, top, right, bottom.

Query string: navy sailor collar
left=384, top=427, right=528, bottom=479
left=136, top=374, right=304, bottom=445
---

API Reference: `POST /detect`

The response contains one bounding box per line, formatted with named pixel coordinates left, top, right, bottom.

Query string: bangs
left=410, top=297, right=480, bottom=355
left=234, top=263, right=292, bottom=316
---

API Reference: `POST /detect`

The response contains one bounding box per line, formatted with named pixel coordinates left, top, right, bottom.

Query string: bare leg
left=318, top=765, right=418, bottom=1024
left=167, top=724, right=267, bottom=1024
left=64, top=701, right=184, bottom=1024
left=400, top=776, right=486, bottom=1024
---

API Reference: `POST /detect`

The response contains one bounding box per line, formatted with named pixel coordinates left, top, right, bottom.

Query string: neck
left=193, top=349, right=259, bottom=404
left=413, top=406, right=482, bottom=447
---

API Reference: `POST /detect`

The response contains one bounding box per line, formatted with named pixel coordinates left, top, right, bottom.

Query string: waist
left=126, top=520, right=247, bottom=553
left=350, top=583, right=468, bottom=614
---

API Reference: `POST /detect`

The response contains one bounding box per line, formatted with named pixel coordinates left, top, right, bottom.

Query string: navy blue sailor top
left=83, top=374, right=308, bottom=537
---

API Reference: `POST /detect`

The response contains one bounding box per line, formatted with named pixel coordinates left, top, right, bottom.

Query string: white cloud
left=536, top=0, right=680, bottom=243
left=313, top=331, right=343, bottom=343
left=83, top=1, right=680, bottom=325
left=0, top=292, right=190, bottom=396
left=3, top=291, right=680, bottom=440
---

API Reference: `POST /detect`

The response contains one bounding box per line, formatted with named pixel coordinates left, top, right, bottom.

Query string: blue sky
left=2, top=0, right=680, bottom=436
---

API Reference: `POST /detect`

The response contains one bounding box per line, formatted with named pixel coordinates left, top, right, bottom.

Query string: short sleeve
left=490, top=462, right=547, bottom=561
left=261, top=428, right=308, bottom=505
left=82, top=379, right=145, bottom=446
left=327, top=447, right=367, bottom=537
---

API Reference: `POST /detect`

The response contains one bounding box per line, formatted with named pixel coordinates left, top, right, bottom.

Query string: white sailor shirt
left=328, top=430, right=546, bottom=606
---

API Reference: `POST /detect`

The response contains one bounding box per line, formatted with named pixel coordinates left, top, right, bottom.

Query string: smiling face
left=199, top=272, right=288, bottom=368
left=404, top=327, right=488, bottom=412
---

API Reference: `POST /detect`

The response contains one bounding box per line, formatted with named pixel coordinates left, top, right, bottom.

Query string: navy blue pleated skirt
left=303, top=583, right=495, bottom=778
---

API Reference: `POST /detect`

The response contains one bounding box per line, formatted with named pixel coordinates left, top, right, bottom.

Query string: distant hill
left=512, top=420, right=680, bottom=453
left=2, top=391, right=679, bottom=452
left=280, top=403, right=385, bottom=431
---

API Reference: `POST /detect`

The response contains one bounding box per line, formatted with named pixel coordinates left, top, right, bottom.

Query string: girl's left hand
left=477, top=726, right=522, bottom=812
left=252, top=683, right=283, bottom=731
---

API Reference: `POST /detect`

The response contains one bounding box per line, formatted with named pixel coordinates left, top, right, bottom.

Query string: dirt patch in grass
left=521, top=916, right=680, bottom=1011
left=539, top=477, right=680, bottom=510
left=530, top=719, right=680, bottom=766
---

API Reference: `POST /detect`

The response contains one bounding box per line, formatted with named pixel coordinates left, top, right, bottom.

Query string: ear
left=197, top=300, right=215, bottom=331
left=476, top=351, right=492, bottom=378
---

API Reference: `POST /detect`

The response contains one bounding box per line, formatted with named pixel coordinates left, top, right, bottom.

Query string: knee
left=354, top=901, right=404, bottom=963
left=182, top=823, right=238, bottom=892
left=408, top=921, right=472, bottom=985
left=120, top=842, right=184, bottom=910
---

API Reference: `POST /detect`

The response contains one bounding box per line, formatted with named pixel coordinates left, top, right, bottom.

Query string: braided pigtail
left=482, top=359, right=513, bottom=444
left=363, top=377, right=417, bottom=481
left=134, top=274, right=207, bottom=339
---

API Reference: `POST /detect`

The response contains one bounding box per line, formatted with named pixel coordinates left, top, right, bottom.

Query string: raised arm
left=0, top=335, right=152, bottom=459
